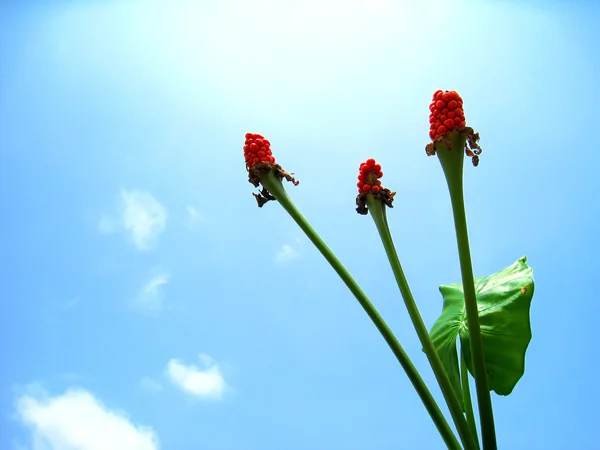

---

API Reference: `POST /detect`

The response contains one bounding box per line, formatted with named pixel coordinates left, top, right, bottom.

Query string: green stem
left=366, top=197, right=478, bottom=450
left=436, top=132, right=497, bottom=450
left=260, top=170, right=461, bottom=450
left=461, top=346, right=479, bottom=448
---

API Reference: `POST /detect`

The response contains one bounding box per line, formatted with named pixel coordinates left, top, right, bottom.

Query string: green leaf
left=429, top=283, right=466, bottom=410
left=430, top=257, right=534, bottom=396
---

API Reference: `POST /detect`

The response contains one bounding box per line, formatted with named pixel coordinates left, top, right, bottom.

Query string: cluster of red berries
left=357, top=158, right=384, bottom=193
left=244, top=132, right=275, bottom=168
left=428, top=90, right=466, bottom=141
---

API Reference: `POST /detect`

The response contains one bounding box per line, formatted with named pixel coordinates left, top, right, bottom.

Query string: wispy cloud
left=166, top=354, right=228, bottom=399
left=121, top=189, right=167, bottom=251
left=185, top=205, right=203, bottom=228
left=98, top=189, right=167, bottom=250
left=275, top=243, right=300, bottom=263
left=97, top=214, right=120, bottom=234
left=64, top=297, right=80, bottom=309
left=134, top=273, right=170, bottom=314
left=139, top=377, right=163, bottom=393
left=15, top=388, right=159, bottom=450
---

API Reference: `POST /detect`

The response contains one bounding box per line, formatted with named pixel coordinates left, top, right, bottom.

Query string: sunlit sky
left=1, top=0, right=599, bottom=449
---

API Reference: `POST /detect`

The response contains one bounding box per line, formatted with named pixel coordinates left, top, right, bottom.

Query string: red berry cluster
left=357, top=158, right=384, bottom=193
left=244, top=132, right=275, bottom=168
left=428, top=90, right=466, bottom=141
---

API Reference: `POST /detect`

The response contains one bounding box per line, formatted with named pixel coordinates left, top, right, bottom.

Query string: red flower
left=357, top=158, right=384, bottom=193
left=428, top=90, right=466, bottom=141
left=244, top=132, right=275, bottom=168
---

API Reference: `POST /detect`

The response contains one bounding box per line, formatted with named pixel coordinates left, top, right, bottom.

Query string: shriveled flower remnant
left=425, top=90, right=482, bottom=167
left=356, top=158, right=396, bottom=215
left=243, top=132, right=298, bottom=208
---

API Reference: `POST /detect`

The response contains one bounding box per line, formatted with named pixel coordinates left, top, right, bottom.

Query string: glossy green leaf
left=429, top=283, right=466, bottom=410
left=430, top=256, right=534, bottom=396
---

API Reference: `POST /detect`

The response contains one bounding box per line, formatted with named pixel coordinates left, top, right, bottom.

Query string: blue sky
left=1, top=0, right=599, bottom=448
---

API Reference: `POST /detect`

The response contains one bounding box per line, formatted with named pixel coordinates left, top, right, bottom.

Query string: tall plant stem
left=436, top=133, right=497, bottom=450
left=366, top=197, right=478, bottom=450
left=260, top=170, right=461, bottom=450
left=461, top=346, right=479, bottom=447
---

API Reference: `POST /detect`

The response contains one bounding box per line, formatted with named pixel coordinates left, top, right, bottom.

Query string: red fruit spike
left=441, top=92, right=453, bottom=102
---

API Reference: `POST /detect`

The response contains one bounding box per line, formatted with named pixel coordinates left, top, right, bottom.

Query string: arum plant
left=242, top=90, right=535, bottom=449
left=355, top=159, right=477, bottom=450
left=425, top=90, right=496, bottom=448
left=244, top=133, right=461, bottom=450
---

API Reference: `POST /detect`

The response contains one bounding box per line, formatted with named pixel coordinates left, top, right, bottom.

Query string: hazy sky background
left=1, top=0, right=599, bottom=449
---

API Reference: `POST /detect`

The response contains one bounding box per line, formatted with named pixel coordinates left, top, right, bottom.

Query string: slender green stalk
left=436, top=133, right=497, bottom=450
left=260, top=170, right=461, bottom=450
left=461, top=346, right=479, bottom=448
left=366, top=197, right=478, bottom=450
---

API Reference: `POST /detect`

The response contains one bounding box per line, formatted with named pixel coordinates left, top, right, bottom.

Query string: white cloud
left=275, top=244, right=300, bottom=263
left=185, top=205, right=203, bottom=228
left=166, top=354, right=228, bottom=399
left=97, top=214, right=119, bottom=234
left=139, top=377, right=163, bottom=393
left=64, top=297, right=80, bottom=309
left=15, top=388, right=159, bottom=450
left=134, top=273, right=170, bottom=314
left=120, top=189, right=167, bottom=251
